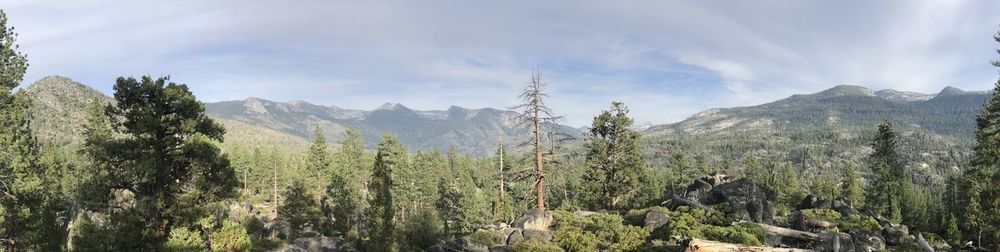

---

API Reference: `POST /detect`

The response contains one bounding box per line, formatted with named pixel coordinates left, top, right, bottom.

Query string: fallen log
left=916, top=233, right=934, bottom=252
left=671, top=194, right=724, bottom=216
left=804, top=218, right=838, bottom=229
left=738, top=221, right=821, bottom=242
left=682, top=238, right=813, bottom=252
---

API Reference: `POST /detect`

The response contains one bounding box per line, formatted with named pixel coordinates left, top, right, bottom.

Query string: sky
left=4, top=0, right=1000, bottom=126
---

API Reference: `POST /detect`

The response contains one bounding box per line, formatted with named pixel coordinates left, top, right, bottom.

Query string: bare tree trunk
left=534, top=111, right=545, bottom=209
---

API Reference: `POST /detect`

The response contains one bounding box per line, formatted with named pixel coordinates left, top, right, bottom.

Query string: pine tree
left=80, top=76, right=238, bottom=245
left=435, top=178, right=462, bottom=239
left=280, top=181, right=321, bottom=238
left=369, top=134, right=406, bottom=252
left=511, top=71, right=561, bottom=210
left=306, top=126, right=332, bottom=193
left=864, top=120, right=903, bottom=222
left=840, top=162, right=863, bottom=207
left=0, top=9, right=49, bottom=250
left=582, top=101, right=644, bottom=210
left=322, top=173, right=363, bottom=240
left=334, top=128, right=369, bottom=196
left=960, top=28, right=1000, bottom=249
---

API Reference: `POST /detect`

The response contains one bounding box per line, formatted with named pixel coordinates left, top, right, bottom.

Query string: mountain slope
left=643, top=85, right=988, bottom=184
left=24, top=76, right=308, bottom=151
left=204, top=98, right=582, bottom=155
left=26, top=76, right=112, bottom=147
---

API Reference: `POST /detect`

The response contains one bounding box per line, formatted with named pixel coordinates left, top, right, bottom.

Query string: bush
left=399, top=208, right=444, bottom=250
left=165, top=227, right=208, bottom=252
left=699, top=223, right=764, bottom=246
left=469, top=229, right=505, bottom=247
left=610, top=225, right=651, bottom=251
left=801, top=209, right=842, bottom=222
left=839, top=214, right=881, bottom=233
left=550, top=211, right=650, bottom=252
left=511, top=239, right=565, bottom=252
left=209, top=220, right=251, bottom=252
left=553, top=226, right=599, bottom=252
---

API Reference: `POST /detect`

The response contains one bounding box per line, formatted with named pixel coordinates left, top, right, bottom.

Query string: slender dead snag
left=511, top=71, right=562, bottom=210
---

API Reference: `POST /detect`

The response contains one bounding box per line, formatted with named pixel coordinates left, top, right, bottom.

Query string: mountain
left=643, top=85, right=989, bottom=184
left=24, top=76, right=581, bottom=155
left=204, top=98, right=582, bottom=154
left=25, top=76, right=113, bottom=147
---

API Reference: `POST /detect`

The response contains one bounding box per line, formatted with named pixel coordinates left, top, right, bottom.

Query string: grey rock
left=292, top=236, right=341, bottom=252
left=703, top=178, right=777, bottom=224
left=851, top=231, right=885, bottom=251
left=881, top=224, right=909, bottom=246
left=506, top=229, right=524, bottom=245
left=459, top=236, right=489, bottom=252
left=522, top=229, right=553, bottom=242
left=512, top=208, right=553, bottom=231
left=643, top=210, right=670, bottom=230
left=815, top=231, right=855, bottom=252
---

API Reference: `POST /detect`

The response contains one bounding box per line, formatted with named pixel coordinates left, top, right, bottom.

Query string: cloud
left=3, top=0, right=1000, bottom=126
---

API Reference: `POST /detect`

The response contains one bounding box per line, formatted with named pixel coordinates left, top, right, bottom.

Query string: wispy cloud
left=4, top=0, right=1000, bottom=126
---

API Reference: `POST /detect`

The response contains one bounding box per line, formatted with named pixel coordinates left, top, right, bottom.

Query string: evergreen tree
left=369, top=134, right=406, bottom=252
left=435, top=178, right=462, bottom=238
left=80, top=76, right=238, bottom=246
left=0, top=9, right=57, bottom=250
left=581, top=101, right=644, bottom=210
left=306, top=126, right=332, bottom=193
left=280, top=181, right=321, bottom=239
left=864, top=120, right=903, bottom=223
left=840, top=162, right=863, bottom=207
left=322, top=173, right=363, bottom=240
left=334, top=128, right=369, bottom=200
left=960, top=28, right=1000, bottom=249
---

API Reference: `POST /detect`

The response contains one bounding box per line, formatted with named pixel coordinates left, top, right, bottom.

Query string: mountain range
left=24, top=76, right=582, bottom=155
left=23, top=76, right=992, bottom=166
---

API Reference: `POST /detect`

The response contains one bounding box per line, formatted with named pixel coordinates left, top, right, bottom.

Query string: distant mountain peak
left=375, top=102, right=407, bottom=111
left=244, top=97, right=269, bottom=114
left=937, top=86, right=967, bottom=97
left=810, top=85, right=875, bottom=98
left=875, top=89, right=933, bottom=102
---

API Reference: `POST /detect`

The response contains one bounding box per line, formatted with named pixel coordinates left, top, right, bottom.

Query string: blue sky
left=5, top=0, right=1000, bottom=126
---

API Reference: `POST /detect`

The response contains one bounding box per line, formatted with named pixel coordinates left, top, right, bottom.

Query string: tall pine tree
left=306, top=126, right=332, bottom=194
left=961, top=27, right=1000, bottom=249
left=0, top=9, right=48, bottom=251
left=369, top=134, right=406, bottom=252
left=581, top=101, right=644, bottom=210
left=864, top=120, right=903, bottom=223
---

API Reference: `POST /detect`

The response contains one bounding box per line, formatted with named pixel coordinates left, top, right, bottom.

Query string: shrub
left=165, top=227, right=208, bottom=252
left=610, top=225, right=651, bottom=251
left=511, top=239, right=565, bottom=252
left=553, top=226, right=599, bottom=252
left=700, top=226, right=760, bottom=246
left=209, top=220, right=251, bottom=252
left=399, top=208, right=444, bottom=250
left=839, top=214, right=881, bottom=233
left=801, top=209, right=842, bottom=222
left=469, top=229, right=506, bottom=247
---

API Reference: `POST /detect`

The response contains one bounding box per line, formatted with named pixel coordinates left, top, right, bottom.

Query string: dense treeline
left=2, top=8, right=1000, bottom=251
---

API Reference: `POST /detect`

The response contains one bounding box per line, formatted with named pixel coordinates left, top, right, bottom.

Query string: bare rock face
left=512, top=208, right=553, bottom=231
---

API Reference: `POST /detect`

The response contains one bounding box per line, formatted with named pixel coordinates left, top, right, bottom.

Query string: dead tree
left=511, top=71, right=562, bottom=210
